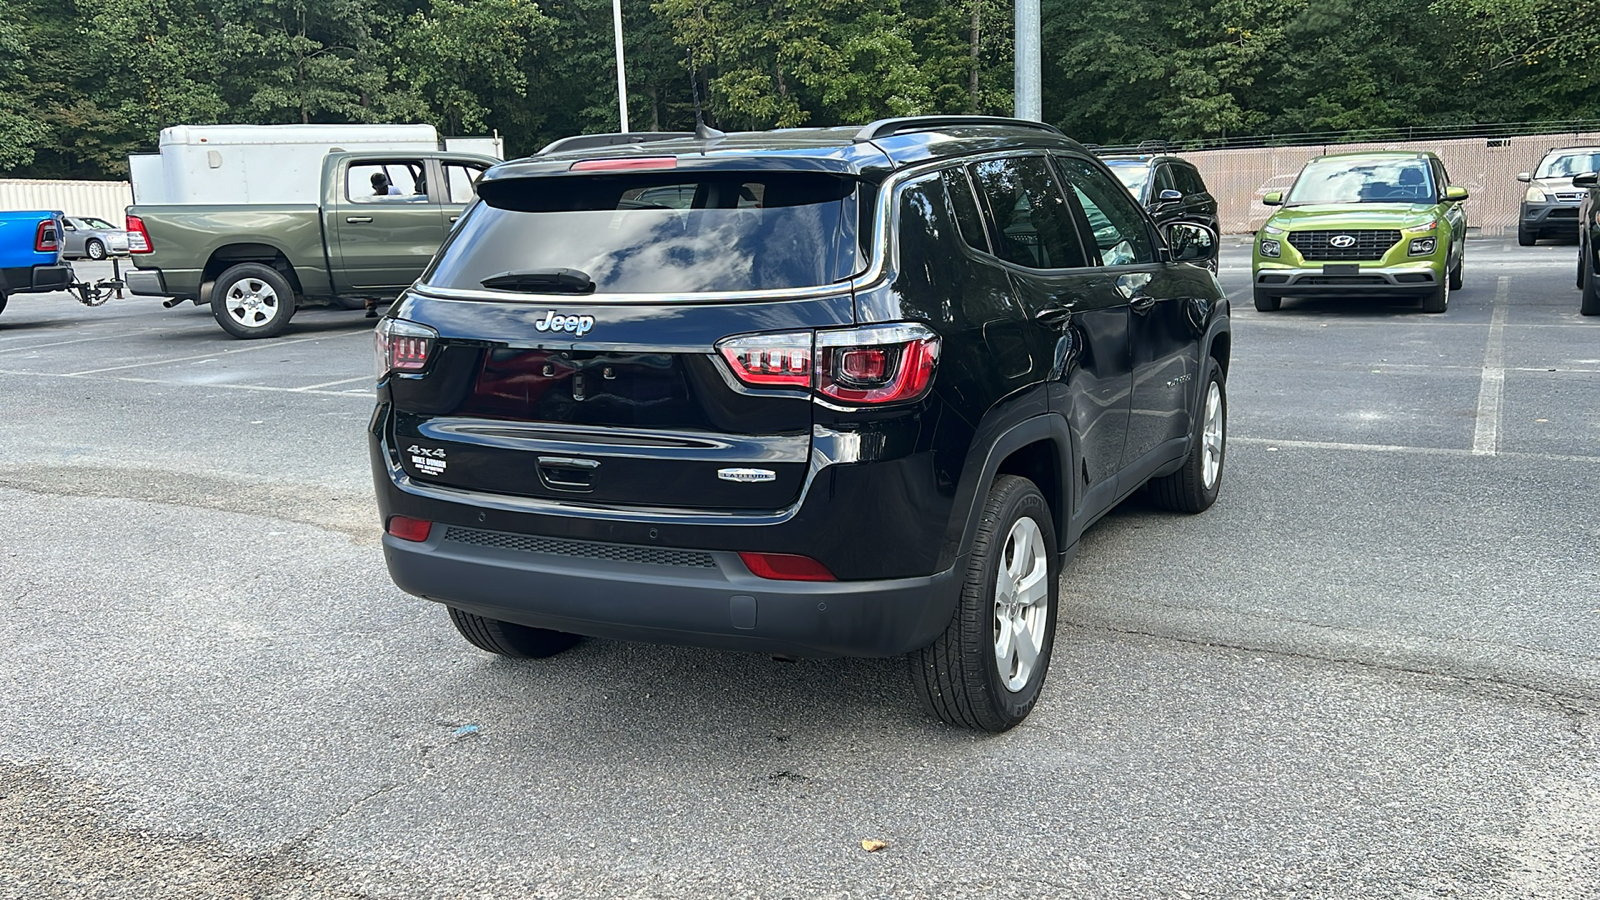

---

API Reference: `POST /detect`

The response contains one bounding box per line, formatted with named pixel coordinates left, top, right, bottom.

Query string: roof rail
left=854, top=116, right=1065, bottom=143
left=537, top=132, right=695, bottom=156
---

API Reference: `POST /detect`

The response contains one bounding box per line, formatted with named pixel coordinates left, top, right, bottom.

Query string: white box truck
left=128, top=124, right=504, bottom=205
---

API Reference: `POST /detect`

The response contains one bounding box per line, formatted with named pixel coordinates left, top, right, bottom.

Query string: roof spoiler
left=537, top=132, right=695, bottom=156
left=855, top=116, right=1064, bottom=143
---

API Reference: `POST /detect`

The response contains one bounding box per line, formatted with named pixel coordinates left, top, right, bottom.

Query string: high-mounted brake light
left=125, top=214, right=152, bottom=253
left=569, top=157, right=678, bottom=172
left=386, top=516, right=433, bottom=542
left=34, top=219, right=58, bottom=253
left=715, top=323, right=940, bottom=406
left=739, top=552, right=836, bottom=582
left=374, top=317, right=439, bottom=378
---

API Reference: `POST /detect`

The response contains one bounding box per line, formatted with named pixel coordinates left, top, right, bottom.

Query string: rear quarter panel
left=128, top=204, right=326, bottom=299
left=0, top=211, right=62, bottom=270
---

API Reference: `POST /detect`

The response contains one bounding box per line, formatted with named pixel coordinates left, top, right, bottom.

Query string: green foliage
left=0, top=0, right=1595, bottom=179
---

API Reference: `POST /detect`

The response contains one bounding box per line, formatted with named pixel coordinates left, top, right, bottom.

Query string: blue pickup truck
left=0, top=211, right=73, bottom=316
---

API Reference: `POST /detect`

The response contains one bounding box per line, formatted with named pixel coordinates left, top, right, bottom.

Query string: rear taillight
left=125, top=215, right=152, bottom=253
left=738, top=552, right=836, bottom=582
left=374, top=316, right=438, bottom=378
left=386, top=516, right=433, bottom=542
left=35, top=220, right=58, bottom=253
left=716, top=323, right=940, bottom=406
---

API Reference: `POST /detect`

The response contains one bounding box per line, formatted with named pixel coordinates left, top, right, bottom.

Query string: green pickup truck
left=125, top=150, right=496, bottom=338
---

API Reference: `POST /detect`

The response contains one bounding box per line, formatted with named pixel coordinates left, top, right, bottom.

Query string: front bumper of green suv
left=1253, top=228, right=1447, bottom=296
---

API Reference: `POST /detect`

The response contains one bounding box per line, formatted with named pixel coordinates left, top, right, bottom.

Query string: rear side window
left=428, top=172, right=860, bottom=294
left=942, top=168, right=990, bottom=253
left=968, top=156, right=1088, bottom=270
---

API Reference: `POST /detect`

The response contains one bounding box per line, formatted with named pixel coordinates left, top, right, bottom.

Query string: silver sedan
left=61, top=216, right=130, bottom=260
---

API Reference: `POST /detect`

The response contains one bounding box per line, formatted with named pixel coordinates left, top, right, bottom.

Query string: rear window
left=424, top=171, right=863, bottom=294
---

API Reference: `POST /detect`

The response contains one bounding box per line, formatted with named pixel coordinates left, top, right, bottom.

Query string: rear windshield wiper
left=480, top=268, right=595, bottom=293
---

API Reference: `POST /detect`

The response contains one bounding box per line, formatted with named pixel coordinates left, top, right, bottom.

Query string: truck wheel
left=1517, top=223, right=1536, bottom=246
left=85, top=239, right=107, bottom=260
left=1253, top=288, right=1281, bottom=311
left=911, top=475, right=1058, bottom=732
left=1148, top=360, right=1226, bottom=513
left=212, top=263, right=295, bottom=339
left=447, top=607, right=580, bottom=658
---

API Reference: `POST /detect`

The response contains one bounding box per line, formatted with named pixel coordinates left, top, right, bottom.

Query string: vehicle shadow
left=1254, top=294, right=1438, bottom=319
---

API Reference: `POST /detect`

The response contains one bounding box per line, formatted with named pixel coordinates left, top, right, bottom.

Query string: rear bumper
left=384, top=525, right=961, bottom=658
left=125, top=270, right=167, bottom=296
left=1, top=264, right=73, bottom=294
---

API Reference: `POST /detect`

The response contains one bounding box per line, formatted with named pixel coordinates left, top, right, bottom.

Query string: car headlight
left=1259, top=239, right=1280, bottom=258
left=1408, top=238, right=1437, bottom=256
left=1261, top=224, right=1285, bottom=235
left=1526, top=186, right=1550, bottom=203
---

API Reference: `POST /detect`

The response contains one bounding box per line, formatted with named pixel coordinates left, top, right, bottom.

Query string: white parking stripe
left=0, top=368, right=373, bottom=399
left=1233, top=436, right=1600, bottom=465
left=62, top=331, right=364, bottom=376
left=292, top=375, right=374, bottom=391
left=1471, top=277, right=1510, bottom=456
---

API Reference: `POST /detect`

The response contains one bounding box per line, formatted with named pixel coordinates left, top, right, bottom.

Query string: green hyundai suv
left=1253, top=151, right=1468, bottom=314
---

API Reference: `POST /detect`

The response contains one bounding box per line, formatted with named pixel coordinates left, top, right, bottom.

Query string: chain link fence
left=1161, top=129, right=1600, bottom=235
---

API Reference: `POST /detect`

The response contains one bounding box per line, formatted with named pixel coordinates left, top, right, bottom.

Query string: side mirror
left=1262, top=191, right=1283, bottom=206
left=1154, top=189, right=1183, bottom=206
left=1166, top=222, right=1217, bottom=263
left=1516, top=172, right=1531, bottom=183
left=1443, top=186, right=1469, bottom=202
left=1573, top=173, right=1598, bottom=188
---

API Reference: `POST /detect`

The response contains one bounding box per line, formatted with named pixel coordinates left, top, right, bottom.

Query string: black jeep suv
left=370, top=117, right=1231, bottom=731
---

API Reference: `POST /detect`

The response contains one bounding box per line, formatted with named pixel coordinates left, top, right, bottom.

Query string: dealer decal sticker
left=408, top=445, right=447, bottom=476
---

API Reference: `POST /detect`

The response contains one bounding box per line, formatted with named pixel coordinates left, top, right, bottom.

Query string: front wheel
left=911, top=475, right=1059, bottom=732
left=211, top=263, right=296, bottom=339
left=1148, top=360, right=1226, bottom=513
left=1517, top=223, right=1536, bottom=246
left=1582, top=252, right=1600, bottom=316
left=447, top=607, right=581, bottom=658
left=1253, top=288, right=1281, bottom=312
left=0, top=290, right=8, bottom=317
left=1449, top=246, right=1463, bottom=291
left=1421, top=279, right=1449, bottom=314
left=85, top=239, right=107, bottom=260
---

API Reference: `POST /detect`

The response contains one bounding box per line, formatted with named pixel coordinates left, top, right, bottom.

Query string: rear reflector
left=386, top=516, right=433, bottom=542
left=570, top=156, right=678, bottom=172
left=739, top=552, right=836, bottom=582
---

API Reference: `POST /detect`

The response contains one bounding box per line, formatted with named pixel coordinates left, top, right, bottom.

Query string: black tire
left=911, top=475, right=1059, bottom=732
left=211, top=263, right=296, bottom=339
left=85, top=238, right=106, bottom=260
left=1148, top=360, right=1226, bottom=513
left=1582, top=253, right=1600, bottom=316
left=1421, top=279, right=1449, bottom=314
left=1578, top=239, right=1586, bottom=289
left=0, top=290, right=8, bottom=317
left=1517, top=223, right=1536, bottom=246
left=447, top=607, right=581, bottom=659
left=1253, top=288, right=1281, bottom=312
left=1448, top=245, right=1463, bottom=291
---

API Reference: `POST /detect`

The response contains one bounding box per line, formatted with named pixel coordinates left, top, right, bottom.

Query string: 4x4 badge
left=534, top=310, right=595, bottom=337
left=407, top=445, right=447, bottom=476
left=718, top=468, right=777, bottom=483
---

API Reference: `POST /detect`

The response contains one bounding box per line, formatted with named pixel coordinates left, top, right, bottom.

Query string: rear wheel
left=911, top=475, right=1058, bottom=732
left=447, top=607, right=581, bottom=659
left=212, top=263, right=295, bottom=339
left=1517, top=223, right=1536, bottom=246
left=1253, top=288, right=1281, bottom=312
left=85, top=238, right=107, bottom=260
left=1148, top=361, right=1226, bottom=513
left=1582, top=250, right=1600, bottom=316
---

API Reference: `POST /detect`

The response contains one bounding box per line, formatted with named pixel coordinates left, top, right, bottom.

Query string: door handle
left=1128, top=295, right=1156, bottom=313
left=449, top=215, right=459, bottom=223
left=345, top=216, right=373, bottom=224
left=1034, top=306, right=1074, bottom=327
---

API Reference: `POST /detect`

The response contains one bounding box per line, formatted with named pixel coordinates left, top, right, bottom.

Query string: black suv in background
left=1100, top=153, right=1220, bottom=269
left=370, top=117, right=1231, bottom=731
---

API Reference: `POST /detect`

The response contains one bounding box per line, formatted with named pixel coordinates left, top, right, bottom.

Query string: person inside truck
left=370, top=172, right=403, bottom=196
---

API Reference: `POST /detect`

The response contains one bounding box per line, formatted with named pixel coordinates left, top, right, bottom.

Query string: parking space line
left=292, top=375, right=373, bottom=391
left=63, top=334, right=342, bottom=376
left=0, top=368, right=373, bottom=399
left=1234, top=436, right=1600, bottom=465
left=1471, top=276, right=1510, bottom=456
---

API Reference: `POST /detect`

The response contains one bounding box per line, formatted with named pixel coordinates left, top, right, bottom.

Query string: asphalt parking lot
left=2, top=239, right=1597, bottom=898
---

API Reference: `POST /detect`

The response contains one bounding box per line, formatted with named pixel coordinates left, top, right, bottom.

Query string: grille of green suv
left=1288, top=230, right=1401, bottom=261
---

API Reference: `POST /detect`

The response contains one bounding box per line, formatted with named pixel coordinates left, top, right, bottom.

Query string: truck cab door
left=333, top=157, right=447, bottom=293
left=439, top=159, right=491, bottom=232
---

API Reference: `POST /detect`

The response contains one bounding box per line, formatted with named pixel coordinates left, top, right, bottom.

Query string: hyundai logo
left=1329, top=234, right=1357, bottom=249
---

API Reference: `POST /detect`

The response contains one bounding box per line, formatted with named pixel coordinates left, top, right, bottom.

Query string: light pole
left=613, top=0, right=630, bottom=132
left=1014, top=0, right=1041, bottom=121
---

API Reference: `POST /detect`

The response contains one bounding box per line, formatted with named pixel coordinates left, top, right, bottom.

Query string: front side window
left=348, top=161, right=429, bottom=203
left=968, top=156, right=1087, bottom=270
left=1153, top=165, right=1176, bottom=195
left=427, top=171, right=860, bottom=294
left=1054, top=156, right=1155, bottom=267
left=1286, top=158, right=1435, bottom=204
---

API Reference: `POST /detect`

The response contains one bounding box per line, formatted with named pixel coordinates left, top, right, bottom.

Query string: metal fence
left=1174, top=130, right=1600, bottom=235
left=0, top=179, right=135, bottom=225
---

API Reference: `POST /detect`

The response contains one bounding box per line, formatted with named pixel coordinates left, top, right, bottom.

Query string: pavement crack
left=278, top=781, right=401, bottom=858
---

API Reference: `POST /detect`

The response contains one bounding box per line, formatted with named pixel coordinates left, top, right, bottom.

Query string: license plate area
left=1322, top=264, right=1359, bottom=275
